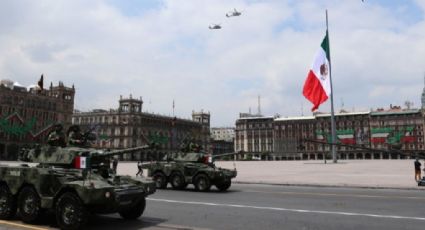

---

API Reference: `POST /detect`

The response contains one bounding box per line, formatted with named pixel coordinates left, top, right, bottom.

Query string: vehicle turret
left=19, top=145, right=151, bottom=169
left=2, top=144, right=157, bottom=229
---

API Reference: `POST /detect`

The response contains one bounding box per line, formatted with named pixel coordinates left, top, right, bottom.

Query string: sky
left=1, top=0, right=425, bottom=127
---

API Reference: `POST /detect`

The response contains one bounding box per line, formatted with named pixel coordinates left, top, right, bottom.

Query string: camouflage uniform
left=68, top=130, right=84, bottom=146
left=47, top=125, right=66, bottom=147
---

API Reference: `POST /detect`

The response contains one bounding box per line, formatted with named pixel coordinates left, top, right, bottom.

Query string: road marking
left=0, top=220, right=49, bottom=230
left=245, top=189, right=425, bottom=200
left=148, top=198, right=425, bottom=221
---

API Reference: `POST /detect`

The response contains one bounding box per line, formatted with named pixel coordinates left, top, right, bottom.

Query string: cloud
left=0, top=0, right=424, bottom=126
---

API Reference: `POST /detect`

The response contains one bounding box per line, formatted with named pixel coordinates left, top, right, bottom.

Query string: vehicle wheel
left=170, top=173, right=187, bottom=190
left=153, top=172, right=167, bottom=189
left=194, top=174, right=211, bottom=192
left=56, top=192, right=88, bottom=230
left=18, top=186, right=42, bottom=223
left=0, top=184, right=17, bottom=219
left=216, top=180, right=231, bottom=192
left=119, top=197, right=146, bottom=220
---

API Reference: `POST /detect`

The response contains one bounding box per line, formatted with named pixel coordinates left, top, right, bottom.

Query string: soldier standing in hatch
left=47, top=124, right=66, bottom=147
left=67, top=125, right=84, bottom=146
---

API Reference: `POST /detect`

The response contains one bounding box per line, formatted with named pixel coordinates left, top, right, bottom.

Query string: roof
left=237, top=116, right=274, bottom=121
left=315, top=111, right=370, bottom=117
left=275, top=116, right=315, bottom=121
left=370, top=109, right=420, bottom=116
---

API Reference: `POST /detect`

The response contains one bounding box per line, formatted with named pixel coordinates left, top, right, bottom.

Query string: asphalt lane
left=2, top=184, right=425, bottom=230
left=142, top=184, right=425, bottom=230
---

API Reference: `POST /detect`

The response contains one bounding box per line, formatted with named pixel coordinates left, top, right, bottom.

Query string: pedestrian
left=136, top=161, right=143, bottom=176
left=112, top=158, right=118, bottom=174
left=414, top=158, right=421, bottom=181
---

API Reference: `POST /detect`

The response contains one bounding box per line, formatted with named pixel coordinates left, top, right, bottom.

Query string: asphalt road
left=2, top=184, right=425, bottom=230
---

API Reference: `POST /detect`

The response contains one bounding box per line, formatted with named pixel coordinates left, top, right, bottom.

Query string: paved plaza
left=116, top=159, right=425, bottom=190
left=3, top=159, right=425, bottom=189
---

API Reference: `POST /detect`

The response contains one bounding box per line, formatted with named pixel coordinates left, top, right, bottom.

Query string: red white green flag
left=303, top=30, right=331, bottom=111
left=74, top=156, right=88, bottom=169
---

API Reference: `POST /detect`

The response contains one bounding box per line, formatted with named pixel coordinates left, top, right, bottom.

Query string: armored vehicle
left=142, top=151, right=237, bottom=192
left=0, top=145, right=156, bottom=230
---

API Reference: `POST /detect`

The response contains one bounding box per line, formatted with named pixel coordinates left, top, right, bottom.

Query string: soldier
left=47, top=124, right=66, bottom=147
left=136, top=161, right=143, bottom=176
left=67, top=125, right=84, bottom=146
left=415, top=158, right=422, bottom=181
left=112, top=158, right=118, bottom=174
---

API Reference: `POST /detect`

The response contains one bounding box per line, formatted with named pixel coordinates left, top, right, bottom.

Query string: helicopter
left=226, top=8, right=242, bottom=17
left=209, top=24, right=221, bottom=29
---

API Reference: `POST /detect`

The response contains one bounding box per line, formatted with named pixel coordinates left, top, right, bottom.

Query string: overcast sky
left=1, top=0, right=424, bottom=127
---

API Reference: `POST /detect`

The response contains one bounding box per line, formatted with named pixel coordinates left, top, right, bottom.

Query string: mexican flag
left=74, top=156, right=88, bottom=169
left=303, top=30, right=331, bottom=111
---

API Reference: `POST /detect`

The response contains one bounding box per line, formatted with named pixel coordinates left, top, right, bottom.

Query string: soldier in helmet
left=47, top=123, right=66, bottom=147
left=67, top=125, right=84, bottom=146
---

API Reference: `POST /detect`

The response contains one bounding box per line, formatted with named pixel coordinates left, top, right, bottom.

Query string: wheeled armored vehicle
left=0, top=145, right=156, bottom=230
left=142, top=151, right=237, bottom=192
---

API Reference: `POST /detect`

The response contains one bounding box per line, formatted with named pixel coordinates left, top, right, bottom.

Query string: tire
left=18, top=186, right=42, bottom=223
left=153, top=172, right=167, bottom=189
left=119, top=197, right=146, bottom=220
left=216, top=180, right=231, bottom=192
left=194, top=174, right=211, bottom=192
left=170, top=173, right=187, bottom=190
left=0, top=184, right=17, bottom=219
left=55, top=192, right=88, bottom=230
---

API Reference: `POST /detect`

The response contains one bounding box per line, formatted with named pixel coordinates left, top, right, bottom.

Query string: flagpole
left=326, top=9, right=337, bottom=163
left=172, top=99, right=175, bottom=116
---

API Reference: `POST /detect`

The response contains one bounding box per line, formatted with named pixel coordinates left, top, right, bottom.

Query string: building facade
left=211, top=127, right=235, bottom=142
left=234, top=114, right=274, bottom=160
left=0, top=79, right=75, bottom=160
left=210, top=127, right=235, bottom=155
left=72, top=95, right=210, bottom=161
left=235, top=107, right=425, bottom=160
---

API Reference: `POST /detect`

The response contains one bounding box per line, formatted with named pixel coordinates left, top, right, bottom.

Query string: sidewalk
left=116, top=159, right=425, bottom=190
left=2, top=160, right=423, bottom=190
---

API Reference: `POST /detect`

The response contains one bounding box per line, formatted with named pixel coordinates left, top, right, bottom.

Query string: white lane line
left=245, top=189, right=425, bottom=200
left=148, top=198, right=425, bottom=221
left=0, top=220, right=49, bottom=230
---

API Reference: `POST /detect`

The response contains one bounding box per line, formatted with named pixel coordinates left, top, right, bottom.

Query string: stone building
left=0, top=79, right=75, bottom=160
left=234, top=113, right=274, bottom=160
left=211, top=127, right=235, bottom=142
left=235, top=107, right=425, bottom=160
left=210, top=127, right=235, bottom=156
left=72, top=95, right=210, bottom=161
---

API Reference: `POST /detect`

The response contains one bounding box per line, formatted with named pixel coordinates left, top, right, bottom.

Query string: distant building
left=211, top=127, right=234, bottom=142
left=234, top=115, right=274, bottom=160
left=210, top=127, right=235, bottom=156
left=72, top=95, right=210, bottom=160
left=0, top=78, right=75, bottom=160
left=234, top=107, right=425, bottom=160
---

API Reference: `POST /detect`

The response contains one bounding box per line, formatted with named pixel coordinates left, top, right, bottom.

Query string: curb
left=233, top=181, right=425, bottom=191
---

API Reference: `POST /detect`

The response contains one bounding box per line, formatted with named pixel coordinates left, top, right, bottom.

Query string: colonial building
left=235, top=107, right=425, bottom=160
left=72, top=95, right=210, bottom=161
left=234, top=113, right=274, bottom=160
left=0, top=78, right=75, bottom=160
